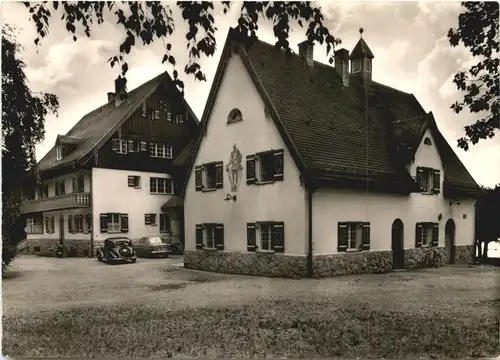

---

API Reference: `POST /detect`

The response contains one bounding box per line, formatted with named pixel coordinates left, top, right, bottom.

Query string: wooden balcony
left=20, top=192, right=91, bottom=214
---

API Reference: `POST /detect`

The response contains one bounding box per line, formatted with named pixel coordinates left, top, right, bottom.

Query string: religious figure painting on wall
left=226, top=143, right=243, bottom=192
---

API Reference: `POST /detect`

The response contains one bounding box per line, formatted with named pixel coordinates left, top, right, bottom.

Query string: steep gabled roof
left=36, top=71, right=199, bottom=174
left=349, top=37, right=375, bottom=59
left=181, top=29, right=481, bottom=198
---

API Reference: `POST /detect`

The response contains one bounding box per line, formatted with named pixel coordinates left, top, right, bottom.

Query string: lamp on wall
left=438, top=213, right=443, bottom=221
left=224, top=193, right=237, bottom=202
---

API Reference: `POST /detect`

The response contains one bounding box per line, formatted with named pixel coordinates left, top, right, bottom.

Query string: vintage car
left=96, top=237, right=137, bottom=264
left=133, top=236, right=171, bottom=258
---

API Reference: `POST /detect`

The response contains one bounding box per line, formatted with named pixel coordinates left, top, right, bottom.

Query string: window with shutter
left=247, top=223, right=256, bottom=252
left=215, top=224, right=224, bottom=250
left=74, top=215, right=79, bottom=233
left=145, top=214, right=151, bottom=225
left=117, top=139, right=128, bottom=154
left=111, top=138, right=118, bottom=151
left=361, top=222, right=371, bottom=250
left=195, top=224, right=203, bottom=249
left=45, top=217, right=50, bottom=233
left=120, top=214, right=129, bottom=232
left=100, top=214, right=108, bottom=233
left=432, top=170, right=441, bottom=194
left=140, top=141, right=147, bottom=151
left=259, top=152, right=275, bottom=182
left=128, top=140, right=135, bottom=152
left=204, top=224, right=217, bottom=249
left=273, top=150, right=284, bottom=181
left=215, top=161, right=224, bottom=189
left=204, top=163, right=217, bottom=190
left=431, top=223, right=439, bottom=247
left=50, top=217, right=55, bottom=233
left=246, top=155, right=256, bottom=184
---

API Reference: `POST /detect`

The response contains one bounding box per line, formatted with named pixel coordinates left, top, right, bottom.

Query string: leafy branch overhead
left=23, top=1, right=341, bottom=94
left=448, top=1, right=499, bottom=151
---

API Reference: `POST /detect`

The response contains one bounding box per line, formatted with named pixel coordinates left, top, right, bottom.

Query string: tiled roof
left=181, top=30, right=481, bottom=197
left=36, top=72, right=175, bottom=173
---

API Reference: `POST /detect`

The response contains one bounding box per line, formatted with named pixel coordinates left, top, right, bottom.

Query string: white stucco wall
left=312, top=128, right=476, bottom=254
left=91, top=168, right=175, bottom=243
left=35, top=171, right=91, bottom=198
left=184, top=54, right=307, bottom=256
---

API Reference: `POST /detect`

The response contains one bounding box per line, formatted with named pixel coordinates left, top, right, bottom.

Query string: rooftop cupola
left=349, top=28, right=374, bottom=83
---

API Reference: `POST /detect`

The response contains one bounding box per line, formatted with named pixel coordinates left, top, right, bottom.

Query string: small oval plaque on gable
left=227, top=108, right=243, bottom=124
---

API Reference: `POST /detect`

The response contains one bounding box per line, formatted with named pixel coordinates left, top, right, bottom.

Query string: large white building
left=21, top=72, right=199, bottom=256
left=180, top=28, right=482, bottom=278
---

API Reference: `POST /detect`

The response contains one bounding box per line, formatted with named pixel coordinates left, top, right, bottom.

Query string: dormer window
left=364, top=58, right=372, bottom=73
left=424, top=137, right=432, bottom=146
left=416, top=167, right=441, bottom=194
left=56, top=145, right=63, bottom=161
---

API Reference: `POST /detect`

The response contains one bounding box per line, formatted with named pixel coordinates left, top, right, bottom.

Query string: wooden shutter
left=128, top=140, right=135, bottom=152
left=431, top=223, right=439, bottom=247
left=246, top=155, right=256, bottom=184
left=140, top=141, right=147, bottom=151
left=415, top=223, right=423, bottom=248
left=416, top=167, right=423, bottom=191
left=195, top=224, right=203, bottom=250
left=86, top=214, right=92, bottom=231
left=361, top=222, right=371, bottom=250
left=128, top=176, right=135, bottom=187
left=145, top=214, right=151, bottom=225
left=111, top=138, right=118, bottom=151
left=273, top=150, right=284, bottom=181
left=215, top=161, right=224, bottom=189
left=45, top=217, right=49, bottom=233
left=247, top=223, right=256, bottom=252
left=215, top=223, right=224, bottom=250
left=120, top=214, right=129, bottom=233
left=77, top=215, right=82, bottom=233
left=337, top=223, right=348, bottom=252
left=100, top=214, right=108, bottom=233
left=195, top=165, right=203, bottom=191
left=72, top=177, right=76, bottom=193
left=272, top=221, right=285, bottom=253
left=432, top=170, right=441, bottom=194
left=50, top=217, right=55, bottom=233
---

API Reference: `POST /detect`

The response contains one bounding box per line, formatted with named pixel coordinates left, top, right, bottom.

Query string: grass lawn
left=2, top=257, right=500, bottom=358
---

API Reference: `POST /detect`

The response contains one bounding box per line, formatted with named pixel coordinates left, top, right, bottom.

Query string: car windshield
left=149, top=237, right=163, bottom=244
left=113, top=239, right=131, bottom=246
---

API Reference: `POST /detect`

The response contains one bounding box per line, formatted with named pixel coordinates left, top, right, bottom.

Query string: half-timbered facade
left=21, top=72, right=199, bottom=256
left=181, top=28, right=481, bottom=278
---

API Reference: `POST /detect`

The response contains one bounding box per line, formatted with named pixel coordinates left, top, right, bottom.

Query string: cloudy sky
left=2, top=1, right=499, bottom=188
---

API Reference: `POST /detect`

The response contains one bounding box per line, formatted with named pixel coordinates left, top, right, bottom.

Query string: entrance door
left=59, top=214, right=65, bottom=245
left=391, top=219, right=405, bottom=269
left=445, top=219, right=456, bottom=264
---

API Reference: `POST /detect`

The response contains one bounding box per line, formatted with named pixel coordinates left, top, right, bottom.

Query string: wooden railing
left=20, top=192, right=91, bottom=214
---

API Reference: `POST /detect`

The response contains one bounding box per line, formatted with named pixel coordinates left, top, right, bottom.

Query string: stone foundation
left=184, top=250, right=394, bottom=278
left=454, top=245, right=474, bottom=264
left=404, top=247, right=447, bottom=269
left=23, top=238, right=91, bottom=257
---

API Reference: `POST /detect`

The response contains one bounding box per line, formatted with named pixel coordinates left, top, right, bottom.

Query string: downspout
left=307, top=185, right=315, bottom=277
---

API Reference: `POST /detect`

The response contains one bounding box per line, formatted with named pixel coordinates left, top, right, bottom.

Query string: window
left=27, top=216, right=43, bottom=234
left=416, top=167, right=441, bottom=194
left=72, top=214, right=84, bottom=233
left=100, top=213, right=128, bottom=233
left=205, top=163, right=217, bottom=190
left=195, top=223, right=224, bottom=250
left=195, top=162, right=224, bottom=192
left=128, top=140, right=135, bottom=152
left=77, top=176, right=84, bottom=192
left=149, top=143, right=172, bottom=159
left=424, top=137, right=432, bottom=146
left=246, top=222, right=285, bottom=252
left=117, top=139, right=127, bottom=154
left=55, top=180, right=65, bottom=196
left=128, top=175, right=141, bottom=188
left=150, top=177, right=173, bottom=194
left=145, top=213, right=157, bottom=226
left=56, top=145, right=63, bottom=160
left=415, top=222, right=439, bottom=247
left=364, top=58, right=371, bottom=73
left=160, top=214, right=170, bottom=233
left=352, top=58, right=361, bottom=73
left=38, top=184, right=49, bottom=198
left=176, top=114, right=184, bottom=123
left=246, top=150, right=284, bottom=185
left=166, top=112, right=172, bottom=122
left=44, top=216, right=54, bottom=234
left=337, top=222, right=370, bottom=252
left=141, top=103, right=146, bottom=117
left=154, top=110, right=160, bottom=120
left=227, top=108, right=243, bottom=124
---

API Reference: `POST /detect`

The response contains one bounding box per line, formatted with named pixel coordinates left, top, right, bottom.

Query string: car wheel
left=131, top=258, right=137, bottom=263
left=96, top=251, right=103, bottom=262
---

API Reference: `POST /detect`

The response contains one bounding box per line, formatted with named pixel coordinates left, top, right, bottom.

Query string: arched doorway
left=391, top=219, right=405, bottom=269
left=445, top=219, right=456, bottom=264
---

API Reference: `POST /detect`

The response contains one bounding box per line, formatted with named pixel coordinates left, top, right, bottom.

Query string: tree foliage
left=475, top=184, right=500, bottom=260
left=448, top=2, right=499, bottom=151
left=2, top=24, right=59, bottom=269
left=22, top=1, right=341, bottom=94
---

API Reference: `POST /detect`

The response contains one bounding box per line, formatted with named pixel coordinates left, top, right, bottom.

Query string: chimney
left=334, top=48, right=350, bottom=87
left=107, top=92, right=115, bottom=104
left=114, top=76, right=127, bottom=107
left=298, top=40, right=314, bottom=67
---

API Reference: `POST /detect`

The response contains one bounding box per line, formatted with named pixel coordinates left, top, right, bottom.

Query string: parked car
left=96, top=237, right=137, bottom=264
left=164, top=237, right=184, bottom=255
left=133, top=236, right=171, bottom=258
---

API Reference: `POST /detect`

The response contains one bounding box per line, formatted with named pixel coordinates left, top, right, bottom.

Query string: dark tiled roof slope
left=243, top=39, right=480, bottom=195
left=37, top=72, right=167, bottom=172
left=349, top=37, right=374, bottom=59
